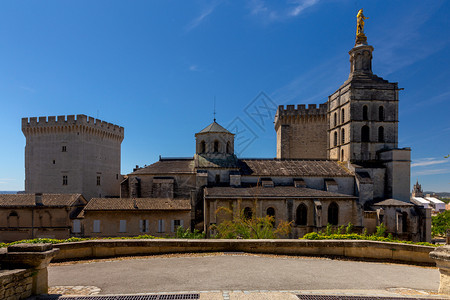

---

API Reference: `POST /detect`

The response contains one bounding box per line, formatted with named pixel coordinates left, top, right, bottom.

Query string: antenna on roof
left=213, top=96, right=216, bottom=122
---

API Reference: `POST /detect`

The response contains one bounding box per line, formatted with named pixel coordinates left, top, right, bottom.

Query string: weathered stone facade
left=0, top=194, right=87, bottom=243
left=274, top=104, right=327, bottom=159
left=22, top=115, right=124, bottom=200
left=81, top=198, right=191, bottom=238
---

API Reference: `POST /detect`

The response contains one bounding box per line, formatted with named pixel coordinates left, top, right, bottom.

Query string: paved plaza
left=47, top=253, right=442, bottom=299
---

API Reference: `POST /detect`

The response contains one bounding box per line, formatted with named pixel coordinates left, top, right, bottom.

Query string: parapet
left=277, top=103, right=327, bottom=117
left=22, top=114, right=124, bottom=140
left=274, top=103, right=327, bottom=127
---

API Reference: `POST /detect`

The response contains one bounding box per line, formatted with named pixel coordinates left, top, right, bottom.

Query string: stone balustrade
left=430, top=245, right=450, bottom=295
left=0, top=243, right=59, bottom=298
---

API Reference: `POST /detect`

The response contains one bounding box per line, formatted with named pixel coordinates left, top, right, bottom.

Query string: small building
left=0, top=193, right=87, bottom=243
left=81, top=198, right=191, bottom=238
left=411, top=180, right=446, bottom=213
left=371, top=199, right=431, bottom=242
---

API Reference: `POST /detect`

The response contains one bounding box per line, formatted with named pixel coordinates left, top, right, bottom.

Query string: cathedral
left=121, top=25, right=431, bottom=241
left=10, top=12, right=431, bottom=242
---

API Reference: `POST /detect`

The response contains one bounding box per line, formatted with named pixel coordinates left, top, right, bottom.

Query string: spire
left=213, top=96, right=216, bottom=122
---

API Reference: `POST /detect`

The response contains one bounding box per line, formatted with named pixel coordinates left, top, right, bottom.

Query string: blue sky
left=0, top=0, right=449, bottom=192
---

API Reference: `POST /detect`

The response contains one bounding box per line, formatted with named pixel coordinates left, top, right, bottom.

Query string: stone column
left=0, top=243, right=59, bottom=295
left=429, top=245, right=450, bottom=295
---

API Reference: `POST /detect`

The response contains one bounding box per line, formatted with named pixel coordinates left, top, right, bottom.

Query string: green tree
left=210, top=207, right=292, bottom=239
left=431, top=210, right=450, bottom=237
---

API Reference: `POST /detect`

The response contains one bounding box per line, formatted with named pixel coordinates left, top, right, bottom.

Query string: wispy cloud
left=373, top=2, right=448, bottom=75
left=186, top=2, right=221, bottom=32
left=248, top=0, right=320, bottom=23
left=271, top=54, right=346, bottom=104
left=189, top=65, right=199, bottom=72
left=413, top=90, right=450, bottom=108
left=18, top=86, right=36, bottom=93
left=412, top=168, right=450, bottom=176
left=289, top=0, right=319, bottom=17
left=412, top=158, right=450, bottom=167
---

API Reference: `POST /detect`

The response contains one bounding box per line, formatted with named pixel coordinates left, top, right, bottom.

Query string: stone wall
left=0, top=207, right=73, bottom=243
left=52, top=239, right=436, bottom=265
left=0, top=269, right=33, bottom=300
left=274, top=104, right=328, bottom=159
left=22, top=114, right=124, bottom=200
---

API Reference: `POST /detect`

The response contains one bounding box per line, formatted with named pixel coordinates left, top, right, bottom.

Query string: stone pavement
left=47, top=253, right=446, bottom=299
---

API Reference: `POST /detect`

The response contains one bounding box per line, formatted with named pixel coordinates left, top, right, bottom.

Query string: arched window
left=334, top=112, right=337, bottom=127
left=341, top=149, right=344, bottom=161
left=8, top=211, right=19, bottom=227
left=266, top=207, right=275, bottom=225
left=243, top=207, right=253, bottom=220
left=361, top=126, right=370, bottom=142
left=295, top=203, right=308, bottom=226
left=363, top=105, right=368, bottom=121
left=341, top=109, right=345, bottom=123
left=379, top=106, right=384, bottom=121
left=226, top=141, right=231, bottom=154
left=213, top=140, right=219, bottom=152
left=39, top=211, right=52, bottom=227
left=333, top=131, right=337, bottom=147
left=266, top=207, right=275, bottom=217
left=328, top=202, right=339, bottom=225
left=341, top=128, right=345, bottom=144
left=378, top=126, right=384, bottom=142
left=200, top=141, right=206, bottom=153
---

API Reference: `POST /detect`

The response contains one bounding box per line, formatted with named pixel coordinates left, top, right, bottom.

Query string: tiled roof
left=84, top=198, right=191, bottom=211
left=0, top=194, right=84, bottom=207
left=129, top=158, right=353, bottom=177
left=372, top=199, right=414, bottom=206
left=355, top=171, right=373, bottom=184
left=197, top=121, right=232, bottom=134
left=130, top=159, right=195, bottom=175
left=196, top=155, right=239, bottom=168
left=205, top=186, right=356, bottom=199
left=238, top=159, right=353, bottom=177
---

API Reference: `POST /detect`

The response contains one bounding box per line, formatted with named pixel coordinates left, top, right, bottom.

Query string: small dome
left=196, top=121, right=233, bottom=135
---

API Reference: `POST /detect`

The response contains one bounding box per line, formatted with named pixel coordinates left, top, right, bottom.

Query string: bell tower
left=327, top=10, right=399, bottom=163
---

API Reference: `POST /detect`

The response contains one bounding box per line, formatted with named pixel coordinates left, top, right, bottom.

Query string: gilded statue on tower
left=355, top=9, right=368, bottom=45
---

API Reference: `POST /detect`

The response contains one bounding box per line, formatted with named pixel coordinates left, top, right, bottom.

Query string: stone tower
left=274, top=104, right=327, bottom=159
left=412, top=180, right=424, bottom=198
left=195, top=121, right=234, bottom=159
left=327, top=34, right=399, bottom=162
left=22, top=115, right=124, bottom=200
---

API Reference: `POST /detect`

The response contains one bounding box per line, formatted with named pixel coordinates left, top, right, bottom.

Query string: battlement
left=277, top=103, right=327, bottom=117
left=22, top=114, right=124, bottom=139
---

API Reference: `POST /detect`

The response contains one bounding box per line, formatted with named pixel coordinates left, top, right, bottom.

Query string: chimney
left=35, top=193, right=43, bottom=205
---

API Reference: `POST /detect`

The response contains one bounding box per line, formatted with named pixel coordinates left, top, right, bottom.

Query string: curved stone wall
left=52, top=239, right=435, bottom=265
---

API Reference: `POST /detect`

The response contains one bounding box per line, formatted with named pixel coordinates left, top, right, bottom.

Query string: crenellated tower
left=274, top=104, right=327, bottom=159
left=22, top=114, right=124, bottom=200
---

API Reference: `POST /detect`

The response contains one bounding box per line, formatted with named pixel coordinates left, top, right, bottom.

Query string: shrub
left=300, top=223, right=436, bottom=247
left=375, top=223, right=387, bottom=237
left=0, top=235, right=159, bottom=248
left=345, top=222, right=354, bottom=234
left=210, top=207, right=292, bottom=239
left=176, top=226, right=205, bottom=239
left=431, top=210, right=450, bottom=237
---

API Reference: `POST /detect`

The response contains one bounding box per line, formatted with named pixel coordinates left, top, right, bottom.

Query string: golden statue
left=355, top=9, right=369, bottom=45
